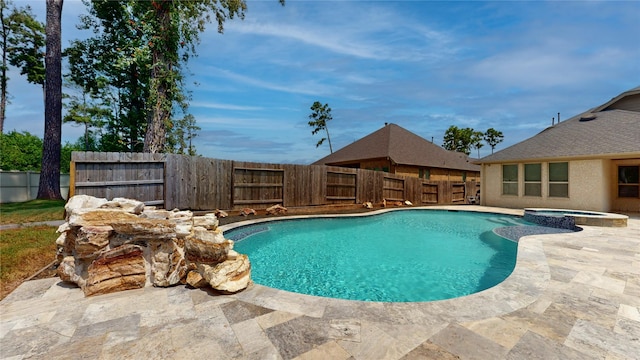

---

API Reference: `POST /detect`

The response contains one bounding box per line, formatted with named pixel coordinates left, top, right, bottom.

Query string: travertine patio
left=1, top=206, right=638, bottom=359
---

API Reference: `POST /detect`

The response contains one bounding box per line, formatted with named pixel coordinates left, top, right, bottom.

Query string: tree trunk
left=324, top=127, right=333, bottom=154
left=129, top=62, right=143, bottom=152
left=0, top=48, right=6, bottom=133
left=37, top=0, right=63, bottom=200
left=1, top=3, right=8, bottom=133
left=143, top=0, right=172, bottom=154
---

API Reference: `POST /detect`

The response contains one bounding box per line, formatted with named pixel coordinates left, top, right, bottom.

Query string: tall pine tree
left=37, top=0, right=63, bottom=200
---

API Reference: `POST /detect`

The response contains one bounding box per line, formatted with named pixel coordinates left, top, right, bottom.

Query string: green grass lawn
left=0, top=226, right=58, bottom=299
left=0, top=199, right=66, bottom=225
left=0, top=200, right=65, bottom=299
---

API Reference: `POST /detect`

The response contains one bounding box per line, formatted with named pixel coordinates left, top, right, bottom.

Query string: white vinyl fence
left=0, top=171, right=69, bottom=203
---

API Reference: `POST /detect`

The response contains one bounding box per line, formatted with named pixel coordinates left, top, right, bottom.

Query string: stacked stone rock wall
left=56, top=195, right=251, bottom=297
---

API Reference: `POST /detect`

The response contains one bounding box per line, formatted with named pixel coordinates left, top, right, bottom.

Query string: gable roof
left=592, top=86, right=640, bottom=112
left=478, top=87, right=640, bottom=164
left=312, top=123, right=480, bottom=171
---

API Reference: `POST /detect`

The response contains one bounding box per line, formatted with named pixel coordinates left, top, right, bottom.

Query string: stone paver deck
left=1, top=206, right=639, bottom=359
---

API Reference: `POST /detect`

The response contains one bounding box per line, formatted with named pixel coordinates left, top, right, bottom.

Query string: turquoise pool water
left=230, top=210, right=525, bottom=302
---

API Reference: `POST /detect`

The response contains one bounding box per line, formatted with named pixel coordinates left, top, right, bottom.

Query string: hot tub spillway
left=524, top=210, right=576, bottom=230
left=524, top=208, right=628, bottom=228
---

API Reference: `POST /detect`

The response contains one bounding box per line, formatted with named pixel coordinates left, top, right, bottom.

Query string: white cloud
left=231, top=22, right=386, bottom=60
left=469, top=47, right=629, bottom=89
left=226, top=1, right=457, bottom=63
left=190, top=101, right=264, bottom=111
left=201, top=66, right=340, bottom=96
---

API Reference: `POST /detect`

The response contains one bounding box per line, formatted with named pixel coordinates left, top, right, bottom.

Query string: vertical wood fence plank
left=164, top=155, right=175, bottom=209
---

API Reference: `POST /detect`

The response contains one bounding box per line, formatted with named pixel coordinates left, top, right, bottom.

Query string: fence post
left=162, top=160, right=165, bottom=210
left=26, top=171, right=31, bottom=200
left=69, top=161, right=76, bottom=198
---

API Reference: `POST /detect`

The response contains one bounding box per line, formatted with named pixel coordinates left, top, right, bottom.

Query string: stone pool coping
left=219, top=206, right=555, bottom=323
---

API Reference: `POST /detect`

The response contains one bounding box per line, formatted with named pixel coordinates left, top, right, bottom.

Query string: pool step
left=487, top=217, right=523, bottom=227
left=226, top=226, right=270, bottom=241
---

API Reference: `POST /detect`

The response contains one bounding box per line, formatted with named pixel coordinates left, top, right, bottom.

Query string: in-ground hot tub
left=524, top=208, right=628, bottom=228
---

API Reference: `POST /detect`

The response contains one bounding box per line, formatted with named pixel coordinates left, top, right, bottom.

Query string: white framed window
left=502, top=164, right=518, bottom=195
left=549, top=162, right=569, bottom=198
left=524, top=163, right=541, bottom=197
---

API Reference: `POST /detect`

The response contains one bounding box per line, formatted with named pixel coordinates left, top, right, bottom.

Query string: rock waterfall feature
left=56, top=195, right=251, bottom=297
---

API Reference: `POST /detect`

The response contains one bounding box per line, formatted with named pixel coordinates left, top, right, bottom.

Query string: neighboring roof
left=592, top=86, right=640, bottom=112
left=312, top=123, right=480, bottom=172
left=478, top=87, right=640, bottom=164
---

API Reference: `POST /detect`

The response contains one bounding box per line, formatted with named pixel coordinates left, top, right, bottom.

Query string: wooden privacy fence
left=71, top=152, right=479, bottom=211
left=71, top=152, right=166, bottom=206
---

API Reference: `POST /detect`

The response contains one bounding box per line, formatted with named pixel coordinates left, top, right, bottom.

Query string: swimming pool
left=227, top=209, right=531, bottom=302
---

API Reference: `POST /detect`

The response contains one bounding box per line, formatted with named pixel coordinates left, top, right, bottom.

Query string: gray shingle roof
left=313, top=123, right=480, bottom=171
left=478, top=89, right=640, bottom=164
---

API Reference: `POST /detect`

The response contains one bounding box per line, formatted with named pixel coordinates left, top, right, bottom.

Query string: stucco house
left=476, top=87, right=640, bottom=213
left=313, top=123, right=480, bottom=182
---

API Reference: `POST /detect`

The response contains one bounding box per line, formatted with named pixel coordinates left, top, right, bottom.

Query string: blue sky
left=5, top=0, right=640, bottom=164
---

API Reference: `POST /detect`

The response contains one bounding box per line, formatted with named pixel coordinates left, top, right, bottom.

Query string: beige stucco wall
left=569, top=159, right=610, bottom=211
left=481, top=159, right=613, bottom=212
